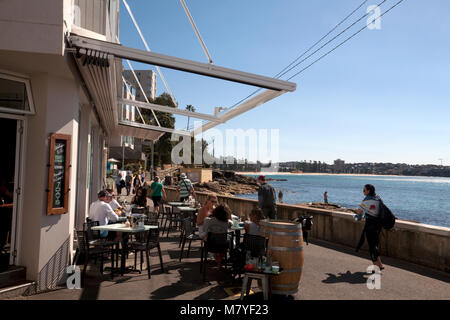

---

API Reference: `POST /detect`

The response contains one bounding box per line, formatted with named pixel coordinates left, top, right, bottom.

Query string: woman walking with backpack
left=355, top=184, right=384, bottom=271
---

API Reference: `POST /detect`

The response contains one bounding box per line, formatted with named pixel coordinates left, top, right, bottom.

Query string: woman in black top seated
left=203, top=204, right=232, bottom=269
left=131, top=187, right=148, bottom=209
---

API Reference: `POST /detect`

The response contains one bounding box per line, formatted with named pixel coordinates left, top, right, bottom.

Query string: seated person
left=89, top=190, right=120, bottom=240
left=106, top=188, right=122, bottom=213
left=202, top=204, right=233, bottom=269
left=131, top=187, right=148, bottom=209
left=196, top=194, right=217, bottom=236
left=244, top=208, right=264, bottom=236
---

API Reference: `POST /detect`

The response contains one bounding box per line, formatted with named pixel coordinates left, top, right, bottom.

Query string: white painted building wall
left=0, top=0, right=117, bottom=289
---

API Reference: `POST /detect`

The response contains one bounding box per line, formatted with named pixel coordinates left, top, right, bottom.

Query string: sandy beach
left=238, top=172, right=402, bottom=177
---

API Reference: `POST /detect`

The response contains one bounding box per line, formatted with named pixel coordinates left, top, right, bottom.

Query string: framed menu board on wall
left=47, top=133, right=71, bottom=215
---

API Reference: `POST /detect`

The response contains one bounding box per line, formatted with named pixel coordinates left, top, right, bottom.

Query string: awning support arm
left=119, top=98, right=222, bottom=122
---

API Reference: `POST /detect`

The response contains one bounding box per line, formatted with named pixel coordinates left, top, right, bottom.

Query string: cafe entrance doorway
left=0, top=116, right=22, bottom=272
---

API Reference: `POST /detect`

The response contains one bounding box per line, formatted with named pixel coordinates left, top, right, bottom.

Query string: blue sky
left=119, top=0, right=450, bottom=165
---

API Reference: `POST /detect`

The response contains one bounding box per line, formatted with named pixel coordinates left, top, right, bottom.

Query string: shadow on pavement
left=149, top=261, right=226, bottom=299
left=309, top=238, right=450, bottom=284
left=322, top=271, right=368, bottom=284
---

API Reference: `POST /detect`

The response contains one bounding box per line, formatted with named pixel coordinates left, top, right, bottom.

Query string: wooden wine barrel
left=259, top=220, right=304, bottom=295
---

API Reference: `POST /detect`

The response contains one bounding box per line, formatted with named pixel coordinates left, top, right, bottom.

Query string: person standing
left=133, top=172, right=141, bottom=195
left=115, top=173, right=123, bottom=196
left=355, top=184, right=384, bottom=270
left=141, top=171, right=146, bottom=184
left=257, top=175, right=277, bottom=219
left=125, top=171, right=133, bottom=196
left=324, top=191, right=328, bottom=204
left=176, top=173, right=195, bottom=202
left=150, top=176, right=166, bottom=213
left=278, top=189, right=284, bottom=203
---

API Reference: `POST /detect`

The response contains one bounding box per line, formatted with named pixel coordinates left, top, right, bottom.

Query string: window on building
left=0, top=73, right=35, bottom=114
left=121, top=136, right=134, bottom=147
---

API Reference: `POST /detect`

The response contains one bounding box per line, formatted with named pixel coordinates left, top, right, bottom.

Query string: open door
left=0, top=117, right=20, bottom=270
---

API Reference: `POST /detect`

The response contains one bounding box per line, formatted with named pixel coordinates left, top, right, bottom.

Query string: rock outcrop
left=296, top=202, right=359, bottom=213
left=194, top=170, right=259, bottom=196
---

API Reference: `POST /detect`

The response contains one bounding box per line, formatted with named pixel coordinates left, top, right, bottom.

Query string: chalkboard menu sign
left=47, top=133, right=71, bottom=215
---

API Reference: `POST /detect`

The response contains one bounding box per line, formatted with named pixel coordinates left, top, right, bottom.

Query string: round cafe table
left=166, top=202, right=188, bottom=207
left=91, top=224, right=158, bottom=275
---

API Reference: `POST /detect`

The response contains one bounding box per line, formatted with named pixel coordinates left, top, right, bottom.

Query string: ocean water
left=236, top=174, right=450, bottom=228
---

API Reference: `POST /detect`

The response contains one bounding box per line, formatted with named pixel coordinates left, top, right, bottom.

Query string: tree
left=140, top=92, right=176, bottom=166
left=185, top=104, right=196, bottom=130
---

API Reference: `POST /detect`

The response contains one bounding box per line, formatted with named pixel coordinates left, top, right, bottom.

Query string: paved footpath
left=7, top=233, right=449, bottom=300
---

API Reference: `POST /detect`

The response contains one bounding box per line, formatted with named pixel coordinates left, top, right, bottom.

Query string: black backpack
left=378, top=197, right=396, bottom=230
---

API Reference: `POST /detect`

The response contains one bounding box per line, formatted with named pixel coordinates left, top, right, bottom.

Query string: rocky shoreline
left=295, top=202, right=359, bottom=213
left=193, top=170, right=358, bottom=213
left=193, top=170, right=259, bottom=196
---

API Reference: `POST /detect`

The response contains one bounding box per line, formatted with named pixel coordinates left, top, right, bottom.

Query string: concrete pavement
left=7, top=229, right=450, bottom=300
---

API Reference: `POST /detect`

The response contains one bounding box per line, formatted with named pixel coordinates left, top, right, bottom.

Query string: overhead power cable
left=287, top=0, right=406, bottom=81
left=274, top=0, right=370, bottom=79
left=278, top=0, right=388, bottom=79
left=225, top=0, right=375, bottom=112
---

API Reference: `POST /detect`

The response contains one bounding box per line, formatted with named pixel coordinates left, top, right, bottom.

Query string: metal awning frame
left=68, top=34, right=296, bottom=138
left=118, top=119, right=192, bottom=136
left=119, top=98, right=222, bottom=123
left=69, top=35, right=296, bottom=92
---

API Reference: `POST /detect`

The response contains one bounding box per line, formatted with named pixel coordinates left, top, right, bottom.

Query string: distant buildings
left=198, top=156, right=450, bottom=177
left=108, top=79, right=146, bottom=170
left=333, top=159, right=345, bottom=173
left=123, top=69, right=157, bottom=101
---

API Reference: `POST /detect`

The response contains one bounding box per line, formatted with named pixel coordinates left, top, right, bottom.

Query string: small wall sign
left=47, top=133, right=71, bottom=215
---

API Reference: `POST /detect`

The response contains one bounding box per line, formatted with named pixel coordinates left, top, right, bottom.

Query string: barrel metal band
left=269, top=246, right=304, bottom=252
left=260, top=221, right=301, bottom=230
left=260, top=230, right=302, bottom=237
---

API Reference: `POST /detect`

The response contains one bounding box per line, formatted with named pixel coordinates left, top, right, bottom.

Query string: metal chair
left=243, top=234, right=268, bottom=258
left=200, top=232, right=229, bottom=281
left=179, top=218, right=202, bottom=261
left=76, top=230, right=116, bottom=282
left=144, top=214, right=160, bottom=227
left=163, top=205, right=183, bottom=237
left=83, top=220, right=120, bottom=267
left=240, top=234, right=270, bottom=300
left=128, top=228, right=164, bottom=279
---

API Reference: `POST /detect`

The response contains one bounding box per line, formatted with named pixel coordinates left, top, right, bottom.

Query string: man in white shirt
left=89, top=190, right=119, bottom=227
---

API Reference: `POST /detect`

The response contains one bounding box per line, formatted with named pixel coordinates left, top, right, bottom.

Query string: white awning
left=68, top=33, right=296, bottom=139
left=72, top=47, right=118, bottom=135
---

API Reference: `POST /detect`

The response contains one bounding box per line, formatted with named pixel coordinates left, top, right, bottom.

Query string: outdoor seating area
left=72, top=198, right=287, bottom=301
